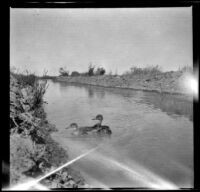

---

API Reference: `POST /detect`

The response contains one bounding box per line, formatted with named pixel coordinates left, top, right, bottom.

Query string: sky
left=10, top=8, right=192, bottom=76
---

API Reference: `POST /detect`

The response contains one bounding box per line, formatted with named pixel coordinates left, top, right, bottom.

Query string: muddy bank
left=56, top=71, right=191, bottom=95
left=10, top=74, right=87, bottom=189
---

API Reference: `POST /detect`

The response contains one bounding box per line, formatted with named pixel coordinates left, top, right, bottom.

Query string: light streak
left=85, top=147, right=178, bottom=190
left=28, top=183, right=50, bottom=190
left=5, top=141, right=180, bottom=190
left=61, top=140, right=178, bottom=189
left=81, top=172, right=111, bottom=190
left=104, top=157, right=178, bottom=189
left=3, top=180, right=50, bottom=191
left=35, top=146, right=99, bottom=183
left=5, top=146, right=99, bottom=191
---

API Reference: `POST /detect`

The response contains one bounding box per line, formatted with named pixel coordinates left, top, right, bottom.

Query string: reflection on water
left=44, top=80, right=193, bottom=188
left=140, top=92, right=193, bottom=121
left=58, top=81, right=193, bottom=121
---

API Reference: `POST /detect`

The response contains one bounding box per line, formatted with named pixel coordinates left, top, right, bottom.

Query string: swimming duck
left=92, top=114, right=112, bottom=135
left=65, top=123, right=93, bottom=136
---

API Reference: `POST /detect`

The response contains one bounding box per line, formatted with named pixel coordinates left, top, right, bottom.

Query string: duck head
left=92, top=114, right=103, bottom=125
left=66, top=123, right=78, bottom=130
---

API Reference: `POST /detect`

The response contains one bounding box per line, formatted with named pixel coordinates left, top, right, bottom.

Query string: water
left=43, top=80, right=193, bottom=189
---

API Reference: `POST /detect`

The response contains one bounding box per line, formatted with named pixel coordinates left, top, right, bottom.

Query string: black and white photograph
left=7, top=3, right=199, bottom=190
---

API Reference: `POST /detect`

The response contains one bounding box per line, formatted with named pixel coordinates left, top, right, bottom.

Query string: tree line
left=59, top=63, right=106, bottom=77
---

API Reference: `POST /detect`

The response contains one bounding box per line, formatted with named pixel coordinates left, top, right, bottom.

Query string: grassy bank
left=10, top=73, right=87, bottom=188
left=56, top=70, right=192, bottom=95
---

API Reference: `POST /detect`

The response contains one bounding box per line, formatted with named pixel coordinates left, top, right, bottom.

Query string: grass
left=178, top=65, right=193, bottom=73
left=11, top=70, right=49, bottom=110
left=31, top=81, right=49, bottom=110
left=123, top=65, right=162, bottom=76
left=12, top=72, right=37, bottom=87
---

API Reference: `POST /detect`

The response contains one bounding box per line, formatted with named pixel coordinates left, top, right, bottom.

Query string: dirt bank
left=10, top=74, right=88, bottom=189
left=56, top=71, right=191, bottom=95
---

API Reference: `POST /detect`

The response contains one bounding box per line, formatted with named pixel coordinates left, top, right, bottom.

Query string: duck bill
left=92, top=118, right=97, bottom=120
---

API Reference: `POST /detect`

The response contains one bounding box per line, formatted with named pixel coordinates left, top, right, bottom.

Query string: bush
left=10, top=134, right=36, bottom=183
left=31, top=81, right=48, bottom=110
left=88, top=63, right=95, bottom=76
left=59, top=67, right=69, bottom=76
left=10, top=71, right=48, bottom=116
left=95, top=67, right=106, bottom=75
left=179, top=65, right=193, bottom=73
left=71, top=71, right=80, bottom=77
left=124, top=65, right=162, bottom=76
left=13, top=72, right=37, bottom=87
left=80, top=72, right=88, bottom=76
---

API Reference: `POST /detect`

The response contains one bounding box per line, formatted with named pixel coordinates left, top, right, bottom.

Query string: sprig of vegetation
left=31, top=81, right=49, bottom=110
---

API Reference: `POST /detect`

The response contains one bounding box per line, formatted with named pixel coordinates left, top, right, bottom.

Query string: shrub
left=80, top=72, right=88, bottom=76
left=95, top=67, right=106, bottom=75
left=179, top=65, right=193, bottom=73
left=10, top=134, right=36, bottom=178
left=88, top=63, right=95, bottom=76
left=31, top=80, right=49, bottom=110
left=13, top=72, right=37, bottom=87
left=59, top=67, right=69, bottom=76
left=124, top=65, right=162, bottom=76
left=71, top=71, right=80, bottom=77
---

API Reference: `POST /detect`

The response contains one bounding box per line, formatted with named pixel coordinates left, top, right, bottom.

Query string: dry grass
left=31, top=81, right=49, bottom=110
left=123, top=65, right=162, bottom=76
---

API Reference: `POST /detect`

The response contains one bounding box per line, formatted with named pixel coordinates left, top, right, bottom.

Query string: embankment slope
left=56, top=71, right=191, bottom=95
left=10, top=74, right=87, bottom=188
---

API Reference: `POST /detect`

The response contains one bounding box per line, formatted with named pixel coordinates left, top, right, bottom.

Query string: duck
left=91, top=114, right=112, bottom=135
left=65, top=123, right=94, bottom=136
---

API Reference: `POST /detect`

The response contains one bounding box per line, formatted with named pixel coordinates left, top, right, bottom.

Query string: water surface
left=44, top=80, right=193, bottom=189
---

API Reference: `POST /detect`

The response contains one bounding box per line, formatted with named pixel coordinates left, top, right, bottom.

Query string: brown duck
left=92, top=114, right=112, bottom=135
